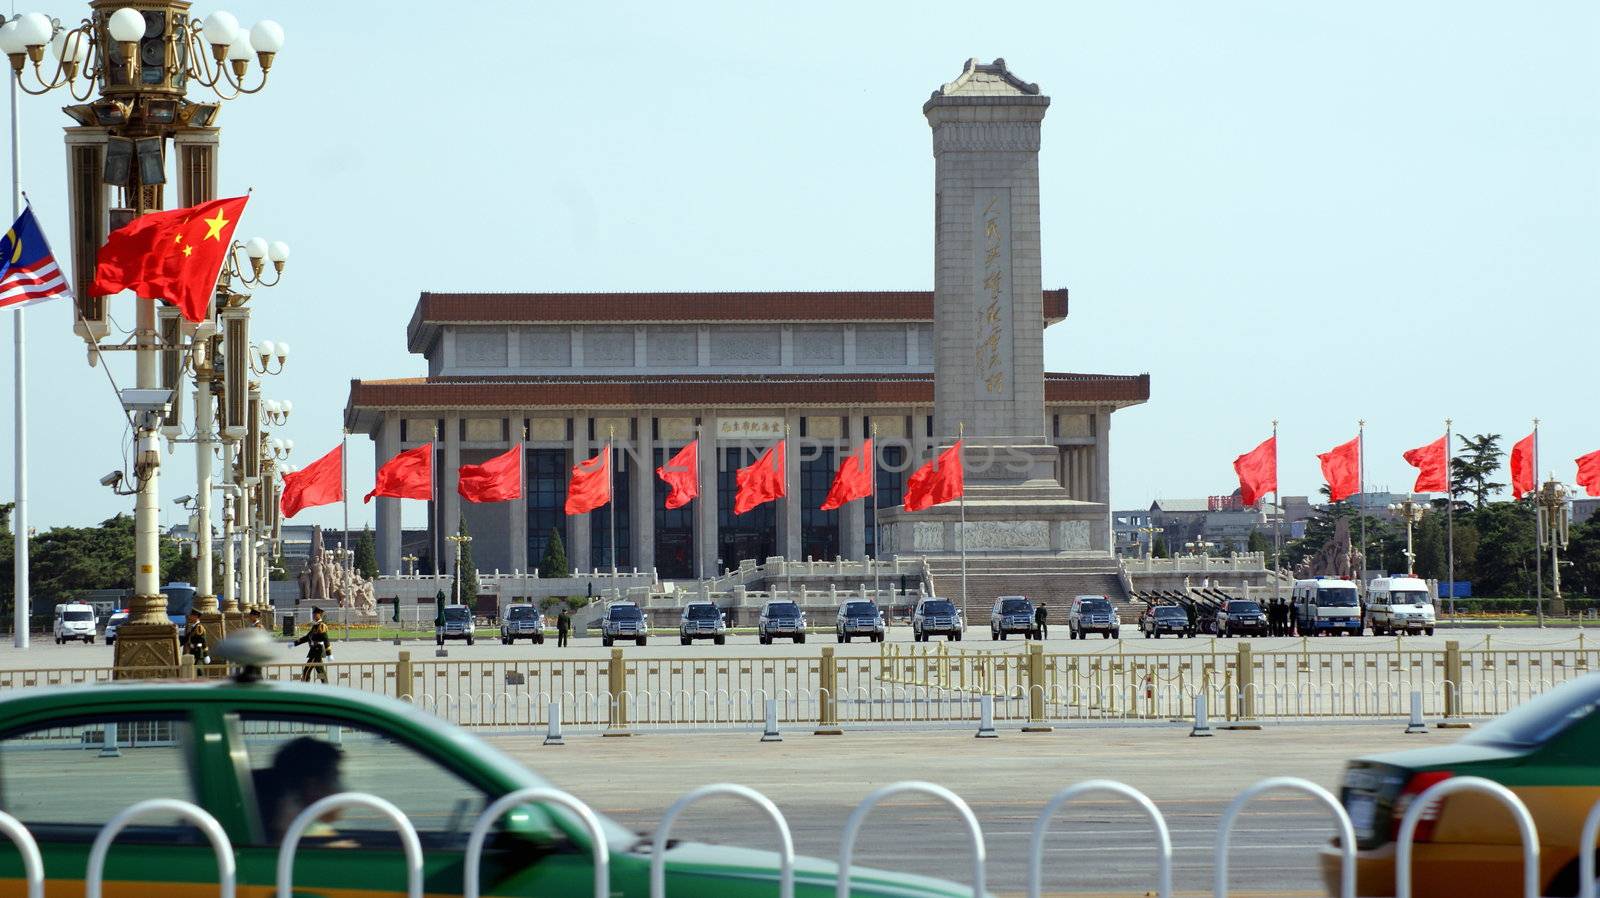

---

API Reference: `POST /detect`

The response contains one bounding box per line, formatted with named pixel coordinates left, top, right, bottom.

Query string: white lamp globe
left=257, top=339, right=275, bottom=358
left=17, top=12, right=54, bottom=47
left=52, top=29, right=89, bottom=64
left=283, top=439, right=295, bottom=453
left=107, top=7, right=145, bottom=43
left=275, top=342, right=291, bottom=359
left=280, top=400, right=293, bottom=415
left=248, top=19, right=283, bottom=53
left=267, top=240, right=290, bottom=263
left=226, top=34, right=252, bottom=61
left=201, top=10, right=239, bottom=46
left=244, top=236, right=268, bottom=260
left=263, top=399, right=280, bottom=415
left=0, top=22, right=23, bottom=55
left=270, top=438, right=284, bottom=454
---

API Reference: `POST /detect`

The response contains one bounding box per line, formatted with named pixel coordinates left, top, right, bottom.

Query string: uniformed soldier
left=247, top=609, right=263, bottom=629
left=556, top=607, right=571, bottom=648
left=1033, top=602, right=1049, bottom=640
left=294, top=606, right=332, bottom=683
left=181, top=609, right=209, bottom=666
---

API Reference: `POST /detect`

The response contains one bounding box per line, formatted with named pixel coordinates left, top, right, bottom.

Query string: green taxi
left=1319, top=671, right=1600, bottom=898
left=0, top=675, right=971, bottom=898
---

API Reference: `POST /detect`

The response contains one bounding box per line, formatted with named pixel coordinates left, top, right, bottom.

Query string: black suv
left=1217, top=599, right=1269, bottom=637
left=989, top=596, right=1038, bottom=640
left=1140, top=604, right=1194, bottom=639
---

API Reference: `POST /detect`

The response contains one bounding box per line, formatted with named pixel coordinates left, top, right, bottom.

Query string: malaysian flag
left=0, top=206, right=73, bottom=310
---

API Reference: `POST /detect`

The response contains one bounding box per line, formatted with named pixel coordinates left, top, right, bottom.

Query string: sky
left=2, top=0, right=1596, bottom=535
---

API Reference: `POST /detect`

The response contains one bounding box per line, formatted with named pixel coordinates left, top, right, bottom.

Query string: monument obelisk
left=880, top=58, right=1109, bottom=560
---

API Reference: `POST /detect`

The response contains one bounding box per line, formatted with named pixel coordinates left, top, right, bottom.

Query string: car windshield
left=1229, top=602, right=1262, bottom=614
left=1155, top=607, right=1186, bottom=618
left=1000, top=599, right=1032, bottom=613
left=1315, top=588, right=1359, bottom=607
left=766, top=603, right=800, bottom=616
left=843, top=602, right=878, bottom=616
left=507, top=607, right=538, bottom=620
left=444, top=608, right=470, bottom=621
left=608, top=606, right=642, bottom=620
left=63, top=610, right=93, bottom=621
left=109, top=613, right=127, bottom=623
left=1078, top=599, right=1111, bottom=612
left=1391, top=590, right=1432, bottom=605
left=687, top=605, right=720, bottom=619
left=1463, top=674, right=1600, bottom=748
left=923, top=601, right=956, bottom=614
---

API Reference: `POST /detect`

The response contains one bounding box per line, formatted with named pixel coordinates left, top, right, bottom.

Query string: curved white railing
left=87, top=799, right=234, bottom=898
left=0, top=811, right=43, bottom=898
left=464, top=787, right=609, bottom=898
left=1396, top=776, right=1538, bottom=898
left=837, top=781, right=984, bottom=898
left=1580, top=798, right=1600, bottom=898
left=275, top=792, right=423, bottom=898
left=1214, top=777, right=1354, bottom=898
left=1029, top=780, right=1170, bottom=898
left=651, top=784, right=795, bottom=898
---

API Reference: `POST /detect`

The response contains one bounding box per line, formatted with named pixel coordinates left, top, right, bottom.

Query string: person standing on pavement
left=294, top=606, right=332, bottom=683
left=181, top=609, right=209, bottom=666
left=557, top=607, right=571, bottom=648
left=1033, top=602, right=1049, bottom=640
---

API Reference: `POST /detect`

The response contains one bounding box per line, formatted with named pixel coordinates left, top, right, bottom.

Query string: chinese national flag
left=1317, top=436, right=1361, bottom=503
left=734, top=440, right=786, bottom=514
left=565, top=444, right=611, bottom=514
left=904, top=441, right=964, bottom=512
left=1511, top=433, right=1536, bottom=499
left=656, top=439, right=700, bottom=509
left=364, top=443, right=433, bottom=504
left=820, top=438, right=874, bottom=511
left=1232, top=436, right=1276, bottom=506
left=92, top=196, right=249, bottom=323
left=280, top=444, right=343, bottom=519
left=1402, top=435, right=1449, bottom=494
left=1576, top=449, right=1600, bottom=497
left=458, top=445, right=522, bottom=503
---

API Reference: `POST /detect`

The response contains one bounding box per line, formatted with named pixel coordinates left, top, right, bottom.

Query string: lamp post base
left=112, top=623, right=180, bottom=679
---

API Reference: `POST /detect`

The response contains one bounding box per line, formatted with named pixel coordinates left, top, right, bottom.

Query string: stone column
left=442, top=415, right=462, bottom=568
left=376, top=415, right=402, bottom=575
left=843, top=413, right=867, bottom=560
left=1094, top=408, right=1112, bottom=547
left=570, top=416, right=592, bottom=572
left=632, top=412, right=655, bottom=573
left=779, top=412, right=802, bottom=561
left=508, top=418, right=529, bottom=577
left=698, top=416, right=719, bottom=577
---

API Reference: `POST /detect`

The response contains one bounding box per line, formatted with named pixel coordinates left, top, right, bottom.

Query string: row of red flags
left=1232, top=432, right=1600, bottom=506
left=280, top=438, right=969, bottom=520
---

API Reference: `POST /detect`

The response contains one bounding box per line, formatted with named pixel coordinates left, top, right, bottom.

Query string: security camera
left=173, top=495, right=194, bottom=506
left=99, top=471, right=123, bottom=488
left=117, top=388, right=172, bottom=415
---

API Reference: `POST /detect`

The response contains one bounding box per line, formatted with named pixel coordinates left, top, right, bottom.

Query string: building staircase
left=922, top=556, right=1133, bottom=621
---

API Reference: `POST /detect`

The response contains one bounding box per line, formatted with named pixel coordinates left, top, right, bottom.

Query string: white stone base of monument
left=878, top=479, right=1111, bottom=558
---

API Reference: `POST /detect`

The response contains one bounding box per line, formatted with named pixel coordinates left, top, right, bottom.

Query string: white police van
left=1366, top=576, right=1436, bottom=636
left=1291, top=578, right=1364, bottom=636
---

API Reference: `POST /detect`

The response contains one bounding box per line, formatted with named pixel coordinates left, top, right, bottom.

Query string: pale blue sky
left=4, top=0, right=1596, bottom=532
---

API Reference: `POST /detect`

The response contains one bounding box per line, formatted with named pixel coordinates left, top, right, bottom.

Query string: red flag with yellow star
left=92, top=195, right=249, bottom=323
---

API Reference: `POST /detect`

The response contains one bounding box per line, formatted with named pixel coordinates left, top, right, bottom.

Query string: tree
left=1452, top=434, right=1506, bottom=510
left=354, top=527, right=378, bottom=580
left=1564, top=518, right=1600, bottom=598
left=540, top=527, right=570, bottom=579
left=1150, top=536, right=1169, bottom=558
left=1247, top=530, right=1270, bottom=555
left=1465, top=501, right=1537, bottom=597
left=450, top=515, right=479, bottom=607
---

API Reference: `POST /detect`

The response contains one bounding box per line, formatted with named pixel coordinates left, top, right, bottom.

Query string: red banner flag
left=92, top=196, right=249, bottom=323
left=734, top=440, right=786, bottom=514
left=280, top=444, right=343, bottom=519
left=364, top=443, right=432, bottom=504
left=1511, top=433, right=1535, bottom=499
left=1402, top=435, right=1449, bottom=494
left=820, top=438, right=874, bottom=511
left=656, top=439, right=700, bottom=509
left=1577, top=449, right=1600, bottom=498
left=904, top=441, right=965, bottom=512
left=1232, top=436, right=1277, bottom=506
left=1317, top=436, right=1361, bottom=503
left=565, top=444, right=611, bottom=514
left=458, top=445, right=522, bottom=503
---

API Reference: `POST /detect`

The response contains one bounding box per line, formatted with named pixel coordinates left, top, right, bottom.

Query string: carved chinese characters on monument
left=973, top=191, right=1013, bottom=401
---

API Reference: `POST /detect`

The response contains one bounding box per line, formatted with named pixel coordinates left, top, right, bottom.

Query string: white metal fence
left=0, top=777, right=1595, bottom=897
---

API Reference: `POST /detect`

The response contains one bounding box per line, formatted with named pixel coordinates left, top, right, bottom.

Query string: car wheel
left=796, top=635, right=805, bottom=644
left=1426, top=628, right=1435, bottom=636
left=681, top=637, right=691, bottom=646
left=1151, top=631, right=1159, bottom=639
left=467, top=635, right=475, bottom=645
left=998, top=631, right=1007, bottom=641
left=537, top=635, right=545, bottom=645
left=602, top=637, right=612, bottom=647
left=638, top=637, right=647, bottom=646
left=715, top=635, right=725, bottom=645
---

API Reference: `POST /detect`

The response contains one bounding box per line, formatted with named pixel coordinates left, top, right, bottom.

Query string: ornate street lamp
left=1389, top=498, right=1426, bottom=576
left=1535, top=479, right=1570, bottom=621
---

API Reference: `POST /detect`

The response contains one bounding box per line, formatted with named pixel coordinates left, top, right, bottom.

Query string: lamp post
left=1535, top=478, right=1570, bottom=621
left=446, top=531, right=472, bottom=609
left=2, top=3, right=283, bottom=672
left=403, top=553, right=419, bottom=578
left=1389, top=498, right=1426, bottom=576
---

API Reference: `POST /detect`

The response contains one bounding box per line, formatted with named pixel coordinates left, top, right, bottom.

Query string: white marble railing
left=1130, top=552, right=1269, bottom=575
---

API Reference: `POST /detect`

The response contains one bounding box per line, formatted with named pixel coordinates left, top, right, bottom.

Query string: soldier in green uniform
left=181, top=609, right=209, bottom=666
left=294, top=606, right=332, bottom=683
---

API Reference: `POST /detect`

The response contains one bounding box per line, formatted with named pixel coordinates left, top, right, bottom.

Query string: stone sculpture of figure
left=298, top=525, right=377, bottom=614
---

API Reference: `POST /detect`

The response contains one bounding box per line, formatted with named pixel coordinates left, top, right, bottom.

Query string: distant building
left=1145, top=497, right=1278, bottom=554
left=1575, top=498, right=1599, bottom=526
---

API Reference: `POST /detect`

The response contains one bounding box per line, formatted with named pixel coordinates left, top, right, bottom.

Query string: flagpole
left=693, top=425, right=703, bottom=582
left=1357, top=420, right=1366, bottom=583
left=957, top=422, right=967, bottom=622
left=784, top=424, right=792, bottom=598
left=10, top=72, right=29, bottom=650
left=608, top=427, right=616, bottom=574
left=1271, top=419, right=1281, bottom=604
left=1446, top=418, right=1455, bottom=621
left=431, top=427, right=440, bottom=576
left=870, top=423, right=880, bottom=607
left=1533, top=417, right=1543, bottom=626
